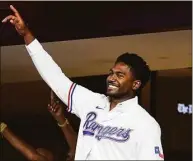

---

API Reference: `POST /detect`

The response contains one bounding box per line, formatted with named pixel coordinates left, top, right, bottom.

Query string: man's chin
left=106, top=91, right=118, bottom=97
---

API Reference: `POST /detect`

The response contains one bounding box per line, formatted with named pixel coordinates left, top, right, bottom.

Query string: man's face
left=106, top=62, right=139, bottom=98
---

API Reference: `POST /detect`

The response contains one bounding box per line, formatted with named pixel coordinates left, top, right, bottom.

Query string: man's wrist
left=23, top=28, right=35, bottom=45
left=57, top=118, right=69, bottom=128
left=55, top=114, right=65, bottom=122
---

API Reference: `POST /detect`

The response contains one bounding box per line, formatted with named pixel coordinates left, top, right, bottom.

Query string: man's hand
left=48, top=90, right=65, bottom=122
left=2, top=5, right=29, bottom=36
left=2, top=5, right=34, bottom=44
left=48, top=101, right=63, bottom=118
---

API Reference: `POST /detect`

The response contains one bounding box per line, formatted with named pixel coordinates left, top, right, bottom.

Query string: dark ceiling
left=0, top=1, right=192, bottom=46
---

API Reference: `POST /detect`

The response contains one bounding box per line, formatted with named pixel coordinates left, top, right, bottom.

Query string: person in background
left=0, top=91, right=77, bottom=161
left=48, top=90, right=77, bottom=161
left=0, top=122, right=54, bottom=161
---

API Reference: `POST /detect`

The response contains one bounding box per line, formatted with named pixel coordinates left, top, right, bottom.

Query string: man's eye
left=108, top=72, right=113, bottom=76
left=117, top=74, right=124, bottom=78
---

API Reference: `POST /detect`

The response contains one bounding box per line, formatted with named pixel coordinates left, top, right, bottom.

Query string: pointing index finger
left=10, top=5, right=21, bottom=17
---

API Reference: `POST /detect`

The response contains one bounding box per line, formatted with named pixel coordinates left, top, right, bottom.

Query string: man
left=2, top=5, right=164, bottom=160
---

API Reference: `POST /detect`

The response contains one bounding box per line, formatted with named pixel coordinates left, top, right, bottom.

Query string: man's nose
left=109, top=74, right=117, bottom=82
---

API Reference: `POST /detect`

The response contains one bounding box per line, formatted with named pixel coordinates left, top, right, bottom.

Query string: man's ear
left=132, top=80, right=141, bottom=91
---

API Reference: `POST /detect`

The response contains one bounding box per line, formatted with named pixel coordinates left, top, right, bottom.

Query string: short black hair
left=115, top=52, right=150, bottom=89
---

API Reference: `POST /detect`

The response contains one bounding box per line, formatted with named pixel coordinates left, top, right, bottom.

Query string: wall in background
left=155, top=69, right=192, bottom=161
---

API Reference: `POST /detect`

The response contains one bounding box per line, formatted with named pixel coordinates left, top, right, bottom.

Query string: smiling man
left=107, top=55, right=149, bottom=106
left=2, top=5, right=164, bottom=160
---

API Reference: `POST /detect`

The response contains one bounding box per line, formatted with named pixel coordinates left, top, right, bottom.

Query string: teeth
left=108, top=85, right=118, bottom=89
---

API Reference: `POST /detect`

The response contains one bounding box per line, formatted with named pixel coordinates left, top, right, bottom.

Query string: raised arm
left=48, top=91, right=77, bottom=160
left=2, top=5, right=72, bottom=105
left=2, top=5, right=103, bottom=118
left=0, top=122, right=50, bottom=161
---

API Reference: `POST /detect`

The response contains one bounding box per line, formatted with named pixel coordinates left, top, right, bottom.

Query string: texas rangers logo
left=83, top=112, right=133, bottom=142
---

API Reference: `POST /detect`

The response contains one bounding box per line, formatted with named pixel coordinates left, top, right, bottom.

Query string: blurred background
left=0, top=1, right=192, bottom=161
